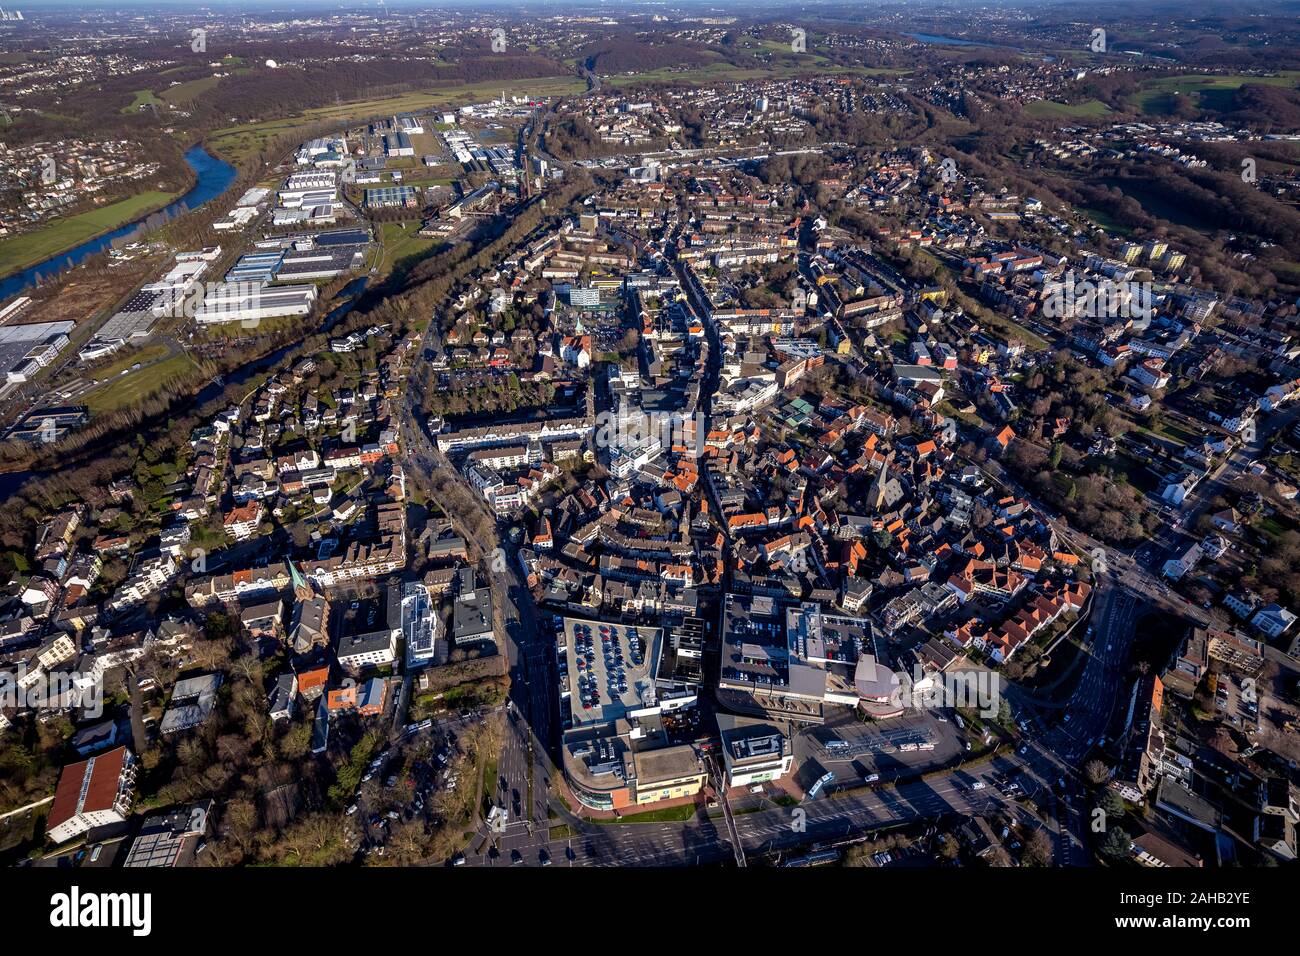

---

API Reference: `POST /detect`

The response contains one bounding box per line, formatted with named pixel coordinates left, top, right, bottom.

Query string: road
left=400, top=164, right=1114, bottom=869
left=460, top=746, right=1079, bottom=867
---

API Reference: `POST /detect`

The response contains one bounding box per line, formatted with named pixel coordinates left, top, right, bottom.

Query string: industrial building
left=191, top=283, right=318, bottom=325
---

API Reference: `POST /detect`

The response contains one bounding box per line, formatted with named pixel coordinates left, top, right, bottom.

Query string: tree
left=1083, top=759, right=1111, bottom=787
left=1023, top=828, right=1054, bottom=866
left=1100, top=826, right=1132, bottom=860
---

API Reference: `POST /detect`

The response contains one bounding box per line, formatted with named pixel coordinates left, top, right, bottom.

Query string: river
left=0, top=144, right=237, bottom=300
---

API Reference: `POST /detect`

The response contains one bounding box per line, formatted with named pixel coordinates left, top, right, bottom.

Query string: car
left=565, top=845, right=575, bottom=861
left=510, top=849, right=523, bottom=865
left=539, top=850, right=551, bottom=866
left=346, top=803, right=359, bottom=815
left=971, top=781, right=986, bottom=790
left=452, top=853, right=466, bottom=866
left=863, top=773, right=880, bottom=783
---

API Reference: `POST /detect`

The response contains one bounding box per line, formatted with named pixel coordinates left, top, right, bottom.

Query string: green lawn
left=0, top=190, right=179, bottom=278
left=593, top=803, right=697, bottom=824
left=980, top=311, right=1050, bottom=351
left=161, top=75, right=222, bottom=104
left=89, top=344, right=171, bottom=382
left=83, top=353, right=199, bottom=415
left=1078, top=206, right=1132, bottom=236
left=378, top=221, right=438, bottom=276
left=1131, top=72, right=1300, bottom=115
left=122, top=89, right=163, bottom=114
left=1024, top=99, right=1111, bottom=119
left=207, top=76, right=586, bottom=165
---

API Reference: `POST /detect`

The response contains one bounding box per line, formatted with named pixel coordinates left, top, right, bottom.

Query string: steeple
left=288, top=559, right=314, bottom=602
left=869, top=456, right=889, bottom=512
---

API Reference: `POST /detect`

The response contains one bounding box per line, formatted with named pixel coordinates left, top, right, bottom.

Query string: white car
left=971, top=781, right=986, bottom=791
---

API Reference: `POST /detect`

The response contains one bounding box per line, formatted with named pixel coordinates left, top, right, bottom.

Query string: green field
left=1131, top=71, right=1300, bottom=115
left=89, top=344, right=171, bottom=382
left=604, top=60, right=908, bottom=88
left=378, top=220, right=439, bottom=276
left=122, top=89, right=163, bottom=114
left=207, top=76, right=587, bottom=165
left=1078, top=205, right=1132, bottom=236
left=1024, top=99, right=1111, bottom=119
left=83, top=353, right=199, bottom=415
left=161, top=75, right=222, bottom=104
left=0, top=190, right=179, bottom=279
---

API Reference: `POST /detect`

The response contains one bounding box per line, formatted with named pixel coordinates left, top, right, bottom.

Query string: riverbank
left=0, top=187, right=185, bottom=279
left=0, top=145, right=236, bottom=300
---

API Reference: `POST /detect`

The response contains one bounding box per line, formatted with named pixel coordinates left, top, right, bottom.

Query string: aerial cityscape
left=0, top=0, right=1296, bottom=923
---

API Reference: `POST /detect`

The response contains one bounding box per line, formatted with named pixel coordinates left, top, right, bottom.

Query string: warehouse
left=0, top=320, right=74, bottom=382
left=364, top=185, right=418, bottom=209
left=383, top=131, right=415, bottom=157
left=276, top=244, right=366, bottom=281
left=191, top=283, right=318, bottom=325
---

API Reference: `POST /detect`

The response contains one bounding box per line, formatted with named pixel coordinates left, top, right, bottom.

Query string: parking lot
left=560, top=617, right=660, bottom=729
left=343, top=720, right=462, bottom=860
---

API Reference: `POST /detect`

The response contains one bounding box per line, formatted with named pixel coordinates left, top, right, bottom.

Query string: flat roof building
left=452, top=567, right=496, bottom=648
left=717, top=713, right=794, bottom=788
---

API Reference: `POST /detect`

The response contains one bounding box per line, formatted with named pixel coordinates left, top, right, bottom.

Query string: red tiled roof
left=48, top=745, right=129, bottom=832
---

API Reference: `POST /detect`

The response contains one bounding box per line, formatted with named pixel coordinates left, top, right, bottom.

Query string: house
left=223, top=501, right=263, bottom=540
left=1162, top=543, right=1202, bottom=581
left=46, top=746, right=136, bottom=845
left=1223, top=592, right=1259, bottom=621
left=1129, top=829, right=1202, bottom=868
left=268, top=672, right=298, bottom=722
left=1251, top=603, right=1297, bottom=639
left=1210, top=508, right=1241, bottom=534
left=240, top=599, right=283, bottom=640
left=70, top=719, right=123, bottom=757
left=1161, top=471, right=1202, bottom=508
left=986, top=425, right=1015, bottom=457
